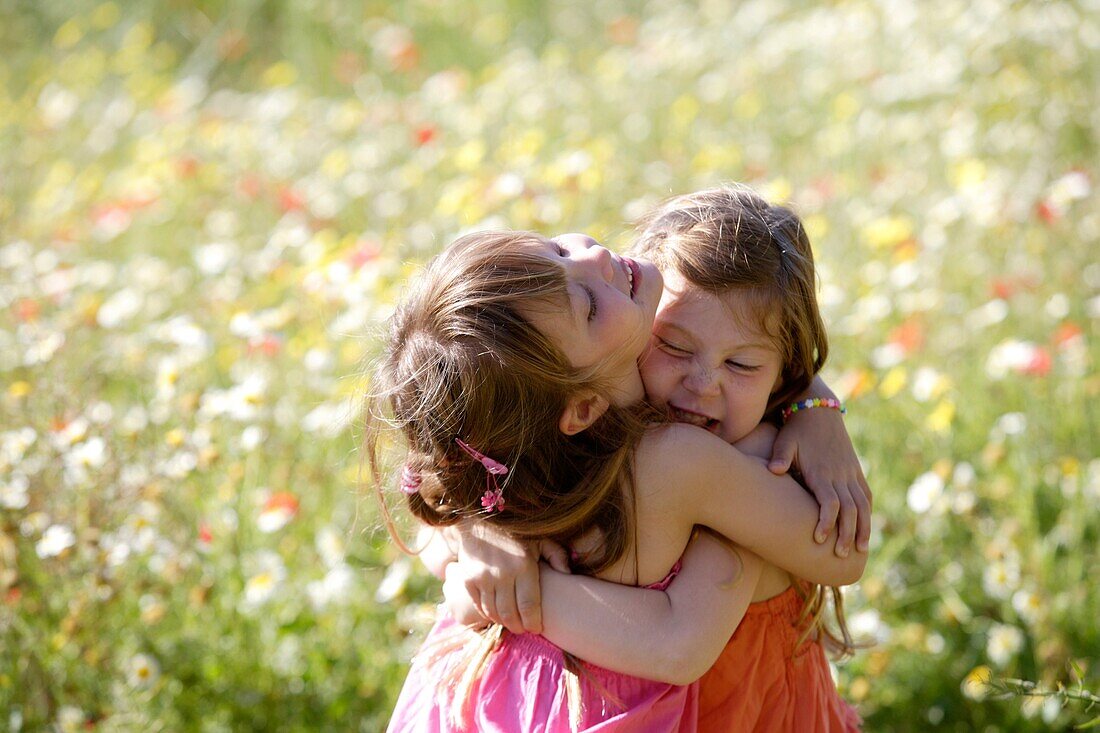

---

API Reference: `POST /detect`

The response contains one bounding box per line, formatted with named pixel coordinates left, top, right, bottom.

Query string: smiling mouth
left=669, top=405, right=720, bottom=432
left=621, top=257, right=638, bottom=298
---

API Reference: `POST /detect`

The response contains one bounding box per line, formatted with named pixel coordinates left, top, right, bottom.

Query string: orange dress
left=697, top=586, right=861, bottom=732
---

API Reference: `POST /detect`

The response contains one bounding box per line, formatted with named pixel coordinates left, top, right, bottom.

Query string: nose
left=556, top=233, right=616, bottom=282
left=577, top=238, right=615, bottom=282
left=683, top=361, right=721, bottom=396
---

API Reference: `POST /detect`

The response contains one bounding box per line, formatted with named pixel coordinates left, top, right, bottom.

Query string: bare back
left=570, top=426, right=703, bottom=587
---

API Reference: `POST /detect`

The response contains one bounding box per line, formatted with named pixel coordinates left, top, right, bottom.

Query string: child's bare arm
left=444, top=530, right=763, bottom=685
left=768, top=375, right=872, bottom=555
left=733, top=422, right=778, bottom=462
left=648, top=424, right=867, bottom=587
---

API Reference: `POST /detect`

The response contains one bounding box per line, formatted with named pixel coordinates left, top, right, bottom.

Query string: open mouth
left=669, top=405, right=720, bottom=433
left=621, top=256, right=638, bottom=298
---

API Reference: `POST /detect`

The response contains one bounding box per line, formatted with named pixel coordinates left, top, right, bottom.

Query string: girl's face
left=523, top=233, right=663, bottom=406
left=640, top=270, right=784, bottom=443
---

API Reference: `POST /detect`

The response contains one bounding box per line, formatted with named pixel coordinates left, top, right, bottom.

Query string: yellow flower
left=454, top=140, right=486, bottom=172
left=831, top=92, right=859, bottom=121
left=878, top=367, right=907, bottom=399
left=803, top=214, right=829, bottom=244
left=760, top=178, right=792, bottom=205
left=862, top=216, right=914, bottom=249
left=926, top=400, right=956, bottom=433
left=53, top=19, right=83, bottom=50
left=733, top=91, right=762, bottom=119
left=951, top=158, right=987, bottom=190
left=670, top=94, right=700, bottom=130
left=91, top=3, right=121, bottom=29
left=961, top=665, right=993, bottom=700
left=262, top=61, right=299, bottom=88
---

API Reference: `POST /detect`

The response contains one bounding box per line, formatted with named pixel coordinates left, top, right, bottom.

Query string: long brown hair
left=632, top=184, right=855, bottom=659
left=364, top=230, right=656, bottom=726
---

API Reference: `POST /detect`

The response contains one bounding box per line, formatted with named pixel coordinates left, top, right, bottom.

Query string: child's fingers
left=494, top=585, right=526, bottom=635
left=768, top=434, right=796, bottom=475
left=466, top=575, right=498, bottom=624
left=833, top=483, right=857, bottom=558
left=813, top=483, right=840, bottom=544
left=859, top=473, right=873, bottom=511
left=514, top=570, right=543, bottom=634
left=539, top=539, right=571, bottom=574
left=852, top=480, right=872, bottom=553
left=443, top=564, right=489, bottom=628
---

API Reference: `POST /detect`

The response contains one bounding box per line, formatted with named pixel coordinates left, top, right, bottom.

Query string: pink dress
left=388, top=562, right=697, bottom=733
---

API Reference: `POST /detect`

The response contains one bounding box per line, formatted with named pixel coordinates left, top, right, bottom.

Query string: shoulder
left=636, top=424, right=735, bottom=490
left=639, top=422, right=731, bottom=459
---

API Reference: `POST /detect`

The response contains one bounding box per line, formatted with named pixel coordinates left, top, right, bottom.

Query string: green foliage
left=1, top=0, right=1098, bottom=729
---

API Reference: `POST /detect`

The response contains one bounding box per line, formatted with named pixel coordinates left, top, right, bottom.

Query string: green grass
left=1, top=1, right=1098, bottom=730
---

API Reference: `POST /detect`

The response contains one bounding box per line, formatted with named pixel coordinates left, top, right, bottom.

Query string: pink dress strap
left=645, top=558, right=683, bottom=591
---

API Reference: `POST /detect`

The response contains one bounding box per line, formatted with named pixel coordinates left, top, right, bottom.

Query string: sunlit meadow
left=1, top=1, right=1098, bottom=730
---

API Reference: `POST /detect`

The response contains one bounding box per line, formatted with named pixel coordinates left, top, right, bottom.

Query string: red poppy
left=264, top=492, right=299, bottom=515
left=176, top=156, right=199, bottom=178
left=247, top=334, right=282, bottom=357
left=888, top=318, right=925, bottom=355
left=989, top=277, right=1015, bottom=300
left=237, top=174, right=263, bottom=200
left=1022, top=347, right=1052, bottom=376
left=607, top=16, right=638, bottom=45
left=389, top=39, right=420, bottom=72
left=347, top=241, right=380, bottom=269
left=1035, top=199, right=1060, bottom=224
left=414, top=125, right=437, bottom=146
left=14, top=298, right=40, bottom=323
left=277, top=186, right=304, bottom=213
left=1053, top=322, right=1084, bottom=348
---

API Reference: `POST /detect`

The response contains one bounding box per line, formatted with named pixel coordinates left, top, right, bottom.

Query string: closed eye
left=582, top=284, right=598, bottom=321
left=725, top=360, right=761, bottom=371
left=657, top=338, right=691, bottom=356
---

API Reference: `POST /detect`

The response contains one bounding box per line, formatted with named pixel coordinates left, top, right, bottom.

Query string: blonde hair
left=632, top=185, right=855, bottom=659
left=365, top=230, right=658, bottom=726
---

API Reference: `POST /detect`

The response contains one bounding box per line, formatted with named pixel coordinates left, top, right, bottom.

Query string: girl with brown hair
left=448, top=186, right=864, bottom=731
left=371, top=224, right=866, bottom=731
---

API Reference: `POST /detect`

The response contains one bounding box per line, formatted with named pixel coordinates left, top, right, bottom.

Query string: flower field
left=1, top=1, right=1098, bottom=730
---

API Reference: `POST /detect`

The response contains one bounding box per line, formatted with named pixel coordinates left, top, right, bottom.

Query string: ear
left=559, top=391, right=611, bottom=435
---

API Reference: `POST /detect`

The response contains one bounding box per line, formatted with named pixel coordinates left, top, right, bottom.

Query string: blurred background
left=1, top=0, right=1098, bottom=730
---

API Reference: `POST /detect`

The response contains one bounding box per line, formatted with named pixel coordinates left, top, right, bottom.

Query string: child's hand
left=416, top=525, right=458, bottom=579
left=451, top=521, right=570, bottom=635
left=442, top=561, right=490, bottom=629
left=768, top=407, right=872, bottom=558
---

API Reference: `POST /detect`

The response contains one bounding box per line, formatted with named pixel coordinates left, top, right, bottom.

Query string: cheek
left=639, top=353, right=682, bottom=403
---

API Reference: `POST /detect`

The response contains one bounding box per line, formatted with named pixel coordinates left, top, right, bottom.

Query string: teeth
left=624, top=260, right=634, bottom=291
left=671, top=408, right=709, bottom=428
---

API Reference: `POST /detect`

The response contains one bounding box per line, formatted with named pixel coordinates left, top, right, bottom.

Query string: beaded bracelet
left=782, top=397, right=846, bottom=423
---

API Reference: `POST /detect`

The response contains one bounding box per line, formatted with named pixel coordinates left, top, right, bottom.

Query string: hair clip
left=399, top=465, right=422, bottom=496
left=455, top=438, right=508, bottom=513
